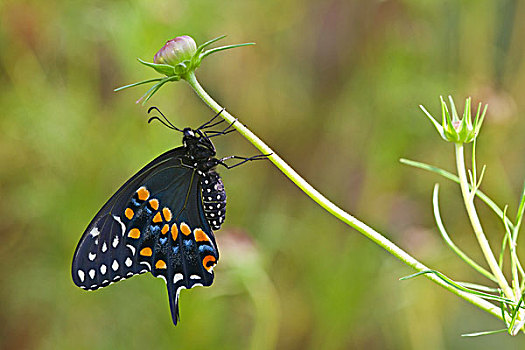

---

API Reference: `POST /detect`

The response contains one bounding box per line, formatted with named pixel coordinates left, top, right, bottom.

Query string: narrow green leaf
left=432, top=184, right=497, bottom=282
left=114, top=78, right=162, bottom=92
left=200, top=43, right=256, bottom=59
left=400, top=270, right=514, bottom=304
left=461, top=329, right=507, bottom=337
left=508, top=297, right=524, bottom=335
left=400, top=158, right=515, bottom=230
left=513, top=181, right=525, bottom=241
left=195, top=35, right=227, bottom=55
left=458, top=282, right=500, bottom=293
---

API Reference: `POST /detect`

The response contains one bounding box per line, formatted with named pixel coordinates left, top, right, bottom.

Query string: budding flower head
left=115, top=35, right=254, bottom=104
left=153, top=36, right=197, bottom=66
left=420, top=96, right=488, bottom=144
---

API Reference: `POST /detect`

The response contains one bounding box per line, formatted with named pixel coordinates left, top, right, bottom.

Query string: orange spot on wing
left=155, top=259, right=167, bottom=269
left=194, top=229, right=210, bottom=242
left=137, top=187, right=150, bottom=201
left=202, top=255, right=217, bottom=272
left=128, top=228, right=141, bottom=239
left=149, top=199, right=159, bottom=210
left=140, top=247, right=152, bottom=256
left=180, top=222, right=191, bottom=236
left=162, top=207, right=172, bottom=222
left=152, top=212, right=162, bottom=223
left=171, top=224, right=178, bottom=241
left=161, top=224, right=169, bottom=235
left=125, top=208, right=134, bottom=220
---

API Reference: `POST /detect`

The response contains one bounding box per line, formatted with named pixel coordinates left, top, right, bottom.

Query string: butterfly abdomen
left=201, top=171, right=226, bottom=231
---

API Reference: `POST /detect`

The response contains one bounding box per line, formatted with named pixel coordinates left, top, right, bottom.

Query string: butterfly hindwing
left=122, top=160, right=219, bottom=325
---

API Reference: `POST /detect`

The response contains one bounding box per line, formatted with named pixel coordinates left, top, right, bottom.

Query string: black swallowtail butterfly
left=72, top=109, right=262, bottom=325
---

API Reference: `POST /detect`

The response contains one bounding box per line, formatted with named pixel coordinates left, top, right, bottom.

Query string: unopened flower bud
left=153, top=36, right=197, bottom=66
left=420, top=96, right=487, bottom=144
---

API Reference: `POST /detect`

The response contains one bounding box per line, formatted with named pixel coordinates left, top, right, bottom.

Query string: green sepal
left=138, top=59, right=176, bottom=76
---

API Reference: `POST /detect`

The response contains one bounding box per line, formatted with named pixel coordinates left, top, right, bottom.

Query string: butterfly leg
left=198, top=108, right=226, bottom=130
left=205, top=118, right=239, bottom=138
left=219, top=154, right=271, bottom=169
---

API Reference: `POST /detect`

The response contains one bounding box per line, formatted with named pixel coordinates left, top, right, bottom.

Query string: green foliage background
left=1, top=0, right=525, bottom=349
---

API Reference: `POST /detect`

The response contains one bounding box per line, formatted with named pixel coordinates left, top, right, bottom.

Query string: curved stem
left=184, top=71, right=505, bottom=320
left=454, top=143, right=514, bottom=300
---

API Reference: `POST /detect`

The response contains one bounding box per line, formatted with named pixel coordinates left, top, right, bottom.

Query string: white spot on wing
left=112, top=235, right=119, bottom=248
left=190, top=275, right=201, bottom=280
left=100, top=264, right=107, bottom=275
left=125, top=257, right=132, bottom=267
left=140, top=261, right=151, bottom=270
left=89, top=227, right=100, bottom=237
left=176, top=286, right=187, bottom=299
left=126, top=244, right=136, bottom=256
left=102, top=242, right=107, bottom=253
left=88, top=252, right=96, bottom=261
left=112, top=260, right=119, bottom=271
left=112, top=215, right=126, bottom=236
left=89, top=269, right=95, bottom=279
left=173, top=273, right=184, bottom=284
left=192, top=283, right=203, bottom=288
left=77, top=270, right=85, bottom=282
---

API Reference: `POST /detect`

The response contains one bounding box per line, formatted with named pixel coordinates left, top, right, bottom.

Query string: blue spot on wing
left=199, top=245, right=215, bottom=254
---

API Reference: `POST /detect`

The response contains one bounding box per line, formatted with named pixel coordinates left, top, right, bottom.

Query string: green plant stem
left=432, top=184, right=497, bottom=282
left=454, top=143, right=514, bottom=300
left=183, top=71, right=505, bottom=320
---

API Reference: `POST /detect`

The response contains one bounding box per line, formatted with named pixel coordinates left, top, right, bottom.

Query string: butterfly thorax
left=182, top=128, right=216, bottom=161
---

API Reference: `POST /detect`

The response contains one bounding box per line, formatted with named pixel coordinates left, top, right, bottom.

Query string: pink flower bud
left=153, top=36, right=197, bottom=66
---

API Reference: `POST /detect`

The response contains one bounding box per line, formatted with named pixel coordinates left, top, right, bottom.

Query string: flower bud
left=420, top=96, right=487, bottom=144
left=153, top=35, right=197, bottom=66
left=116, top=35, right=254, bottom=105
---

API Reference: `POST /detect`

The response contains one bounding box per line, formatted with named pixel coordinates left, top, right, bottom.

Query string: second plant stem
left=183, top=71, right=505, bottom=320
left=455, top=143, right=514, bottom=300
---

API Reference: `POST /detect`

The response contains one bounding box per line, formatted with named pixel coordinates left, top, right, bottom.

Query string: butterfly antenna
left=147, top=107, right=182, bottom=132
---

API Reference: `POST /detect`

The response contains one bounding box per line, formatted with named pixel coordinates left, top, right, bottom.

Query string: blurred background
left=1, top=0, right=525, bottom=349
